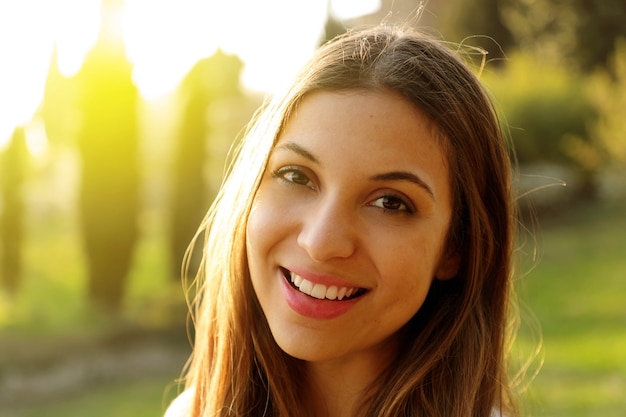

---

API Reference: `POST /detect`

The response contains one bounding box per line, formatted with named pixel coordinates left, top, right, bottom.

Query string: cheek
left=385, top=227, right=445, bottom=268
left=246, top=191, right=286, bottom=270
left=375, top=234, right=444, bottom=296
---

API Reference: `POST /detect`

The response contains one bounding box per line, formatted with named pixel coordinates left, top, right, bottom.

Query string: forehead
left=275, top=90, right=452, bottom=200
left=279, top=89, right=446, bottom=161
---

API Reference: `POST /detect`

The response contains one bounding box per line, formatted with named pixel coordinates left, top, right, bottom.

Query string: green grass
left=514, top=200, right=626, bottom=417
left=2, top=375, right=181, bottom=417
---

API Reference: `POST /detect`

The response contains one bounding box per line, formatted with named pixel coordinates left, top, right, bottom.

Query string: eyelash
left=271, top=166, right=315, bottom=189
left=370, top=194, right=415, bottom=215
left=271, top=166, right=415, bottom=215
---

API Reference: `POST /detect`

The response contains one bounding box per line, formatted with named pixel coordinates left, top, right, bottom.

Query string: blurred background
left=0, top=0, right=624, bottom=416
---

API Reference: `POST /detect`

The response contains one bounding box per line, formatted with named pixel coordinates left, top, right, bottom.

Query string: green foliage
left=585, top=38, right=626, bottom=166
left=500, top=0, right=626, bottom=72
left=570, top=0, right=626, bottom=72
left=482, top=52, right=594, bottom=166
left=514, top=37, right=626, bottom=182
left=439, top=0, right=514, bottom=63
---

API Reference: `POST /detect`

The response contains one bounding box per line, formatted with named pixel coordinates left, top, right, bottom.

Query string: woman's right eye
left=272, top=166, right=315, bottom=189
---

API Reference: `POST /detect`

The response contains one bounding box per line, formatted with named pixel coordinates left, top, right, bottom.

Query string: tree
left=75, top=2, right=140, bottom=313
left=169, top=51, right=243, bottom=280
left=565, top=38, right=626, bottom=187
left=482, top=52, right=597, bottom=199
left=590, top=38, right=626, bottom=164
left=501, top=0, right=626, bottom=72
left=0, top=127, right=28, bottom=295
left=440, top=0, right=515, bottom=64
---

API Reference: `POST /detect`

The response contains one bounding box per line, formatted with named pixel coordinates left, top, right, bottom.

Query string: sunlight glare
left=24, top=119, right=49, bottom=158
left=121, top=0, right=380, bottom=98
left=331, top=0, right=380, bottom=20
left=0, top=0, right=382, bottom=146
left=54, top=0, right=101, bottom=77
left=219, top=0, right=327, bottom=94
left=0, top=0, right=100, bottom=150
left=124, top=0, right=328, bottom=98
left=0, top=1, right=55, bottom=149
left=124, top=0, right=220, bottom=99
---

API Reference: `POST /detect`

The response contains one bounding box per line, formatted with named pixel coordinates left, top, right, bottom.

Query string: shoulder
left=164, top=388, right=195, bottom=417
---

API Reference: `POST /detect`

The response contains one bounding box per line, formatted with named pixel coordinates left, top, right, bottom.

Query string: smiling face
left=246, top=90, right=458, bottom=370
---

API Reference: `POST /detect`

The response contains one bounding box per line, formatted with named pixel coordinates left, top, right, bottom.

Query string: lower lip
left=280, top=274, right=361, bottom=320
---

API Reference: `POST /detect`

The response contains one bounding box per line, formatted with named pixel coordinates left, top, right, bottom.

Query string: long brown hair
left=183, top=25, right=518, bottom=417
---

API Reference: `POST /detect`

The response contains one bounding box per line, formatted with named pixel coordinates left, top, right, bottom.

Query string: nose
left=297, top=195, right=357, bottom=262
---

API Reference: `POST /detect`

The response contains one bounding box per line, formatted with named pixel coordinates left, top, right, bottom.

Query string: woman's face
left=246, top=90, right=458, bottom=368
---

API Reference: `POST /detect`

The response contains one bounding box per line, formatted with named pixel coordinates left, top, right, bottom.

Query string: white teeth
left=337, top=287, right=347, bottom=300
left=299, top=279, right=313, bottom=295
left=326, top=286, right=338, bottom=300
left=289, top=272, right=360, bottom=301
left=292, top=274, right=303, bottom=287
left=310, top=284, right=327, bottom=300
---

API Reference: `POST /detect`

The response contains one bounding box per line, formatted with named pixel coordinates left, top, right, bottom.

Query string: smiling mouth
left=281, top=268, right=367, bottom=301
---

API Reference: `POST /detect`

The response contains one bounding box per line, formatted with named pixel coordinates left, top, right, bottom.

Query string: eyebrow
left=274, top=141, right=434, bottom=199
left=370, top=172, right=434, bottom=199
left=274, top=142, right=320, bottom=164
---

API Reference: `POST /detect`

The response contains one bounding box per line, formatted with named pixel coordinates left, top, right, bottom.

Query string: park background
left=1, top=0, right=625, bottom=416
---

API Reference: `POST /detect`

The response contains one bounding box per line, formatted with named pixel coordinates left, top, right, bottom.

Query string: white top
left=164, top=388, right=194, bottom=417
left=163, top=387, right=506, bottom=417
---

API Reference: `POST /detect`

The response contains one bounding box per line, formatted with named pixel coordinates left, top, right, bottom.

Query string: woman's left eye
left=369, top=194, right=414, bottom=214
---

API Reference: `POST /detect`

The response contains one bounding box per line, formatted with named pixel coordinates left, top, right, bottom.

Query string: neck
left=304, top=363, right=367, bottom=417
left=302, top=344, right=397, bottom=417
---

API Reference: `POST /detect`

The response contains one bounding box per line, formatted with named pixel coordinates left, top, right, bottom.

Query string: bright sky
left=0, top=0, right=380, bottom=151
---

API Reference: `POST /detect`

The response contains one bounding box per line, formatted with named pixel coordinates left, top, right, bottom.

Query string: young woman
left=166, top=25, right=519, bottom=417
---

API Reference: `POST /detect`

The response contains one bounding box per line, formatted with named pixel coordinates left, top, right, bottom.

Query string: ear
left=435, top=251, right=461, bottom=281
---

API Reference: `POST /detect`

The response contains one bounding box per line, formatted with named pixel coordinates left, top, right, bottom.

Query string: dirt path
left=0, top=325, right=190, bottom=410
